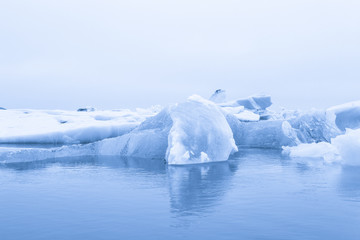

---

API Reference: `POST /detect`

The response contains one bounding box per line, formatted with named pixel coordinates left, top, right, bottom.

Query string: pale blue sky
left=1, top=0, right=359, bottom=110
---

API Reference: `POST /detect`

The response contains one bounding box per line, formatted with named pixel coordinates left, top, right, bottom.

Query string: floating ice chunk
left=221, top=106, right=245, bottom=115
left=287, top=110, right=340, bottom=143
left=97, top=107, right=172, bottom=158
left=327, top=101, right=360, bottom=131
left=283, top=129, right=360, bottom=166
left=221, top=106, right=259, bottom=122
left=282, top=142, right=339, bottom=163
left=221, top=95, right=272, bottom=110
left=209, top=89, right=226, bottom=103
left=234, top=110, right=260, bottom=122
left=166, top=95, right=238, bottom=164
left=331, top=129, right=360, bottom=166
left=226, top=116, right=299, bottom=148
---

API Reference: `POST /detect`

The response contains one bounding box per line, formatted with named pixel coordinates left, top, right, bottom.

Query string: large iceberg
left=165, top=95, right=237, bottom=164
left=97, top=95, right=238, bottom=164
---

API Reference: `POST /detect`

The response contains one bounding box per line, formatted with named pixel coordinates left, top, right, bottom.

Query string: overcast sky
left=1, top=0, right=359, bottom=110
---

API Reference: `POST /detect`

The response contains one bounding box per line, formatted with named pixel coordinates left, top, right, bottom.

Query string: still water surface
left=0, top=149, right=359, bottom=240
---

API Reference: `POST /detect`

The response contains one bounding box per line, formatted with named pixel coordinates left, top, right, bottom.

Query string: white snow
left=0, top=107, right=160, bottom=144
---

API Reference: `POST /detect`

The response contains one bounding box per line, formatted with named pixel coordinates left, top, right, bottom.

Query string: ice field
left=1, top=91, right=359, bottom=165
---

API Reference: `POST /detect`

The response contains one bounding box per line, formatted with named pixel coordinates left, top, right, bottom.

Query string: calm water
left=0, top=149, right=359, bottom=240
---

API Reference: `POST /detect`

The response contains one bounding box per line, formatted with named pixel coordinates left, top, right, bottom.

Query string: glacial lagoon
left=1, top=148, right=359, bottom=240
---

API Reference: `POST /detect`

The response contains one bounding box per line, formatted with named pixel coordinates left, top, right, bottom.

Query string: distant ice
left=209, top=89, right=226, bottom=103
left=0, top=107, right=160, bottom=144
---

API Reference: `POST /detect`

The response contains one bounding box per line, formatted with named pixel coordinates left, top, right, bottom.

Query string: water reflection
left=0, top=156, right=166, bottom=173
left=338, top=166, right=360, bottom=202
left=168, top=161, right=238, bottom=216
left=1, top=155, right=239, bottom=218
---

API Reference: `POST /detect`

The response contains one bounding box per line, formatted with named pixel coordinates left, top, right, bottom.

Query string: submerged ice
left=1, top=91, right=360, bottom=165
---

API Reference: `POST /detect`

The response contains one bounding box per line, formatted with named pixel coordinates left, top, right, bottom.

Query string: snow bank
left=283, top=129, right=360, bottom=166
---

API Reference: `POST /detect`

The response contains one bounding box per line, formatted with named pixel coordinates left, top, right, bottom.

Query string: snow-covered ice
left=0, top=107, right=160, bottom=144
left=1, top=91, right=360, bottom=165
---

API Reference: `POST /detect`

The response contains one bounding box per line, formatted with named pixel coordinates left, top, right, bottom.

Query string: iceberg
left=220, top=94, right=272, bottom=111
left=326, top=101, right=360, bottom=131
left=282, top=101, right=360, bottom=165
left=165, top=95, right=237, bottom=164
left=96, top=107, right=172, bottom=159
left=209, top=89, right=226, bottom=103
left=283, top=128, right=360, bottom=166
left=98, top=95, right=238, bottom=164
left=227, top=117, right=299, bottom=148
left=286, top=110, right=340, bottom=143
left=214, top=92, right=271, bottom=123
